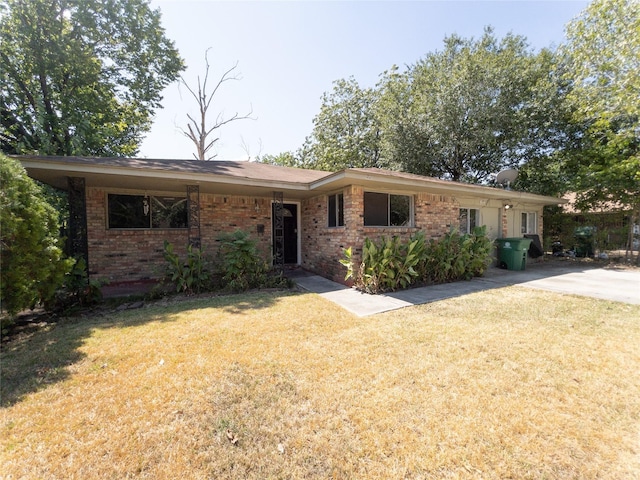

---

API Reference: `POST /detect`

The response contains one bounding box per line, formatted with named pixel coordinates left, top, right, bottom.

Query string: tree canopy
left=560, top=0, right=639, bottom=212
left=0, top=0, right=184, bottom=156
left=299, top=77, right=385, bottom=171
left=386, top=29, right=567, bottom=183
left=295, top=28, right=570, bottom=184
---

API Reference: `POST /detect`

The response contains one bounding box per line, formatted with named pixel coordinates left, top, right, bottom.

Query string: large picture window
left=108, top=194, right=188, bottom=229
left=364, top=192, right=412, bottom=227
left=328, top=193, right=344, bottom=227
left=459, top=208, right=480, bottom=235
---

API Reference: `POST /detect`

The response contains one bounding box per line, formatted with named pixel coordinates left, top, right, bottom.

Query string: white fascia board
left=309, top=170, right=349, bottom=190
left=310, top=169, right=566, bottom=205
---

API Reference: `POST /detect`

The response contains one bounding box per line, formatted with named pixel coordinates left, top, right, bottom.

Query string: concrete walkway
left=293, top=261, right=640, bottom=317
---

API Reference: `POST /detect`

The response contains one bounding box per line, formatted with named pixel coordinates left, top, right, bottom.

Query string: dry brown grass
left=2, top=287, right=640, bottom=479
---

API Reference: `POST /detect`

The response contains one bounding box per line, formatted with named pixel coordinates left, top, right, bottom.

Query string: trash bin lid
left=496, top=238, right=533, bottom=250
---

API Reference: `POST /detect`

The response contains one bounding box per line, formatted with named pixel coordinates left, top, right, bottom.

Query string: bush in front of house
left=417, top=227, right=493, bottom=284
left=162, top=230, right=291, bottom=295
left=216, top=230, right=270, bottom=292
left=341, top=234, right=425, bottom=294
left=45, top=257, right=104, bottom=314
left=163, top=240, right=212, bottom=295
left=341, top=226, right=493, bottom=294
left=0, top=155, right=74, bottom=325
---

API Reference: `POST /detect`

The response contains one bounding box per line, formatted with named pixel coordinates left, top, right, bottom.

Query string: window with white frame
left=364, top=192, right=412, bottom=227
left=328, top=193, right=344, bottom=227
left=521, top=212, right=537, bottom=234
left=108, top=194, right=188, bottom=229
left=459, top=208, right=480, bottom=235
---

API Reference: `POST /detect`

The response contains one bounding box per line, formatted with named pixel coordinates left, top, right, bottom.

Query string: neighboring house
left=17, top=156, right=564, bottom=285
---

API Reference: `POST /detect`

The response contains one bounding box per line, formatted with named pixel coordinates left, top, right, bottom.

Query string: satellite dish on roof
left=496, top=169, right=518, bottom=190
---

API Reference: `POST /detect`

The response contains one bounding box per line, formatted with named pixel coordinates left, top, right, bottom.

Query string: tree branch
left=179, top=50, right=254, bottom=160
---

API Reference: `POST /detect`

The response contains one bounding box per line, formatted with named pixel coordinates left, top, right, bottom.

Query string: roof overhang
left=15, top=156, right=566, bottom=206
left=311, top=169, right=566, bottom=206
left=17, top=156, right=319, bottom=198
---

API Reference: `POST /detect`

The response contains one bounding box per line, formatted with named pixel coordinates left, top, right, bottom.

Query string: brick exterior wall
left=85, top=183, right=545, bottom=285
left=86, top=187, right=272, bottom=284
left=301, top=186, right=460, bottom=283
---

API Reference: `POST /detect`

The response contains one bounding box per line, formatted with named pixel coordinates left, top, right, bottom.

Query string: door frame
left=271, top=200, right=301, bottom=265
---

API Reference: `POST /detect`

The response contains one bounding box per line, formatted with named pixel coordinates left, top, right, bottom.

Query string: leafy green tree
left=563, top=0, right=639, bottom=123
left=1, top=154, right=73, bottom=318
left=300, top=29, right=569, bottom=183
left=300, top=77, right=386, bottom=171
left=560, top=0, right=639, bottom=214
left=0, top=0, right=184, bottom=156
left=390, top=28, right=567, bottom=183
left=256, top=151, right=302, bottom=168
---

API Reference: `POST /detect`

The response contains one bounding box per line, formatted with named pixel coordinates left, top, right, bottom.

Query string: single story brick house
left=17, top=156, right=564, bottom=286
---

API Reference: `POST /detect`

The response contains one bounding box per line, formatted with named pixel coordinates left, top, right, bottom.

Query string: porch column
left=273, top=191, right=284, bottom=271
left=67, top=176, right=89, bottom=268
left=187, top=185, right=201, bottom=248
left=501, top=207, right=509, bottom=238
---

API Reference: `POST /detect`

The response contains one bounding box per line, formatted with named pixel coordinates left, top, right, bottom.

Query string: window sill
left=107, top=228, right=189, bottom=232
left=363, top=226, right=418, bottom=233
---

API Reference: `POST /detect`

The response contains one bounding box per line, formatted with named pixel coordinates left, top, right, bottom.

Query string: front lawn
left=2, top=287, right=639, bottom=478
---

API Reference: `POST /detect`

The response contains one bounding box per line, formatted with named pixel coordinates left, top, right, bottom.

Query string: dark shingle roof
left=18, top=156, right=331, bottom=183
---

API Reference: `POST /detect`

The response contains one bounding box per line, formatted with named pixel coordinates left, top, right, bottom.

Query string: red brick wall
left=86, top=188, right=272, bottom=284
left=301, top=189, right=351, bottom=283
left=301, top=186, right=460, bottom=283
left=87, top=183, right=519, bottom=285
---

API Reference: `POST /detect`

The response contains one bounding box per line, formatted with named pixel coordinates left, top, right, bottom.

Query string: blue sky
left=139, top=0, right=590, bottom=161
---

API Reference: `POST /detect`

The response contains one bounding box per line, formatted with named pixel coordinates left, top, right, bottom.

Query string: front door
left=272, top=203, right=298, bottom=264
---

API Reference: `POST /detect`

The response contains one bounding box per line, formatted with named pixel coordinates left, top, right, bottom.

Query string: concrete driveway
left=294, top=260, right=640, bottom=316
left=480, top=261, right=640, bottom=305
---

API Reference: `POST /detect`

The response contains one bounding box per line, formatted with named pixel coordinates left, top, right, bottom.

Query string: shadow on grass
left=0, top=290, right=289, bottom=408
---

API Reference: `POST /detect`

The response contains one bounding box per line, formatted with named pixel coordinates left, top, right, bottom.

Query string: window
left=521, top=212, right=537, bottom=234
left=364, top=192, right=412, bottom=227
left=459, top=208, right=480, bottom=235
left=328, top=193, right=344, bottom=227
left=108, top=194, right=188, bottom=229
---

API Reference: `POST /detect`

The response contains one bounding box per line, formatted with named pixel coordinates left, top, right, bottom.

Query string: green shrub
left=341, top=235, right=424, bottom=294
left=45, top=257, right=104, bottom=313
left=0, top=155, right=73, bottom=320
left=421, top=230, right=459, bottom=284
left=162, top=231, right=290, bottom=296
left=217, top=230, right=268, bottom=292
left=163, top=241, right=211, bottom=295
left=466, top=226, right=494, bottom=277
left=342, top=227, right=493, bottom=294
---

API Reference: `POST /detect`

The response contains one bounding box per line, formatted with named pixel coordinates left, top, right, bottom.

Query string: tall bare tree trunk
left=180, top=49, right=253, bottom=160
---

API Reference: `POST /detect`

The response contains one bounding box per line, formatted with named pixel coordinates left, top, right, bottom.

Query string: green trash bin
left=574, top=226, right=595, bottom=258
left=495, top=237, right=533, bottom=271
